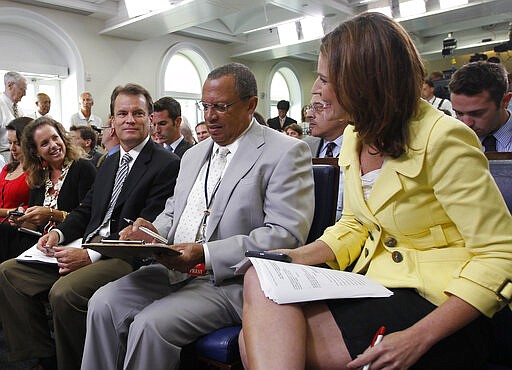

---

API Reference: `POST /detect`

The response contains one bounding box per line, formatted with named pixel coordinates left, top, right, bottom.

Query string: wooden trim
left=312, top=157, right=340, bottom=167
left=485, top=152, right=512, bottom=160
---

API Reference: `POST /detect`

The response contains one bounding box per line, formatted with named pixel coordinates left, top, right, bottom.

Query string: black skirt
left=327, top=288, right=492, bottom=370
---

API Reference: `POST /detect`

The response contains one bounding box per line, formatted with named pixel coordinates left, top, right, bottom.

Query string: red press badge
left=189, top=263, right=207, bottom=276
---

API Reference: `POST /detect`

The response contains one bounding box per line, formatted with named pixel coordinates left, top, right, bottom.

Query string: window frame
left=267, top=62, right=303, bottom=123
left=158, top=43, right=212, bottom=130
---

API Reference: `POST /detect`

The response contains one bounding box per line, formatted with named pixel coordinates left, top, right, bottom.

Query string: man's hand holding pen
left=37, top=230, right=59, bottom=256
left=119, top=217, right=202, bottom=272
left=119, top=217, right=160, bottom=243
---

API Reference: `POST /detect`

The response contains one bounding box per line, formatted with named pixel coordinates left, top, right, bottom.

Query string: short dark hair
left=71, top=125, right=97, bottom=148
left=449, top=61, right=508, bottom=108
left=195, top=121, right=207, bottom=130
left=277, top=100, right=290, bottom=111
left=207, top=63, right=257, bottom=99
left=423, top=79, right=435, bottom=88
left=110, top=83, right=153, bottom=116
left=154, top=97, right=181, bottom=121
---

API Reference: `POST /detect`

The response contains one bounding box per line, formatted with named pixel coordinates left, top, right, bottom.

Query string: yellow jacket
left=320, top=101, right=512, bottom=317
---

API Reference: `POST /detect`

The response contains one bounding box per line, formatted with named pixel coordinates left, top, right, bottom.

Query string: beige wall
left=0, top=0, right=317, bottom=125
left=424, top=51, right=512, bottom=79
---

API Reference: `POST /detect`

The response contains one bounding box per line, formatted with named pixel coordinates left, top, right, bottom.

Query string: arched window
left=159, top=43, right=212, bottom=136
left=268, top=63, right=302, bottom=124
left=0, top=8, right=83, bottom=126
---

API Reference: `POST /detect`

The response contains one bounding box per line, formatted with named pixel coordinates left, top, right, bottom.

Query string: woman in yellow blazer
left=240, top=12, right=512, bottom=370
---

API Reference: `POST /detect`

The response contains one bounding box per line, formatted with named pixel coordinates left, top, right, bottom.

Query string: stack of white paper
left=248, top=257, right=393, bottom=304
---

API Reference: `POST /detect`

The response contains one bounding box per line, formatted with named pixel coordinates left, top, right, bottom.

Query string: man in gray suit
left=81, top=63, right=315, bottom=370
left=303, top=93, right=347, bottom=220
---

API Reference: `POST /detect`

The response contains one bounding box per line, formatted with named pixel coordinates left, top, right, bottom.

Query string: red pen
left=362, top=326, right=386, bottom=370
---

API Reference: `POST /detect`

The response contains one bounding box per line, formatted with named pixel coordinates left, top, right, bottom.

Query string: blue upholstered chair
left=488, top=159, right=512, bottom=212
left=483, top=158, right=512, bottom=370
left=180, top=162, right=340, bottom=369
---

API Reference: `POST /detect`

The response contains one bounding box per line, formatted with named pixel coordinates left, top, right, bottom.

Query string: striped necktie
left=325, top=142, right=336, bottom=158
left=85, top=152, right=132, bottom=242
left=12, top=103, right=19, bottom=118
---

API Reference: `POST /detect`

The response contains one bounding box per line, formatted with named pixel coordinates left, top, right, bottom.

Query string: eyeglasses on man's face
left=196, top=98, right=248, bottom=113
left=305, top=102, right=328, bottom=114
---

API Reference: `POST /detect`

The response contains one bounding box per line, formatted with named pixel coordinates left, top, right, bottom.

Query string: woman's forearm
left=286, top=240, right=336, bottom=265
left=407, top=294, right=481, bottom=349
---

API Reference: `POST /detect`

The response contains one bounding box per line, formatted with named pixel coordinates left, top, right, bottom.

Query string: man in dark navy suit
left=267, top=99, right=297, bottom=132
left=0, top=83, right=180, bottom=370
left=152, top=96, right=194, bottom=158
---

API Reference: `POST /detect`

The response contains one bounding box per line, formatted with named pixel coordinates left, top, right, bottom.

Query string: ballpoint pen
left=123, top=218, right=168, bottom=244
left=362, top=326, right=386, bottom=370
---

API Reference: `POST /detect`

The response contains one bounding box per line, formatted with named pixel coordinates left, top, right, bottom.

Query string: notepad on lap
left=16, top=238, right=84, bottom=265
left=16, top=244, right=58, bottom=265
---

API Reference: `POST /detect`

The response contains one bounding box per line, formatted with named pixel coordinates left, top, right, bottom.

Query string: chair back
left=306, top=163, right=340, bottom=243
left=488, top=160, right=512, bottom=213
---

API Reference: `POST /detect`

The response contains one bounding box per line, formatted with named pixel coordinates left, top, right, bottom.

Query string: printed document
left=248, top=257, right=393, bottom=304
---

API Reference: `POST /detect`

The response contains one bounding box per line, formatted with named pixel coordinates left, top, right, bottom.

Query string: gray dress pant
left=0, top=258, right=133, bottom=370
left=81, top=264, right=243, bottom=370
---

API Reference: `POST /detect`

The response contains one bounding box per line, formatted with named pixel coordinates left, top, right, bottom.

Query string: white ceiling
left=10, top=0, right=512, bottom=62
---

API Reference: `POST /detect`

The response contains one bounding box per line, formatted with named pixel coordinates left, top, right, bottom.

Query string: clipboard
left=83, top=241, right=181, bottom=259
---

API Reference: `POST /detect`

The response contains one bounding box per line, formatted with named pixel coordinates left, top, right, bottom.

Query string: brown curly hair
left=22, top=117, right=85, bottom=188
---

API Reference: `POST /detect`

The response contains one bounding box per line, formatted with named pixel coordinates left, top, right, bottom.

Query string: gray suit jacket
left=303, top=135, right=322, bottom=157
left=153, top=122, right=315, bottom=285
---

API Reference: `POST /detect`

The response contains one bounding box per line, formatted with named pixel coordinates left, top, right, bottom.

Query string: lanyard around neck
left=199, top=148, right=225, bottom=242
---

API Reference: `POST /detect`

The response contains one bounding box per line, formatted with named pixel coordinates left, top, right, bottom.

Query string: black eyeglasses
left=196, top=98, right=248, bottom=113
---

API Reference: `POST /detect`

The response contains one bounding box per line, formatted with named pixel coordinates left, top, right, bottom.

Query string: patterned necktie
left=174, top=147, right=230, bottom=244
left=12, top=103, right=19, bottom=118
left=85, top=153, right=132, bottom=242
left=482, top=135, right=497, bottom=152
left=325, top=142, right=336, bottom=158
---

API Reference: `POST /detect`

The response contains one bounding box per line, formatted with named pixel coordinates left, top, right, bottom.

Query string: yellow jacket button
left=384, top=237, right=397, bottom=248
left=392, top=251, right=403, bottom=263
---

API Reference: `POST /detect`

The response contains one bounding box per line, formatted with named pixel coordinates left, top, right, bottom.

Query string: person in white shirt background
left=421, top=78, right=455, bottom=116
left=30, top=92, right=52, bottom=119
left=69, top=91, right=103, bottom=127
left=0, top=71, right=27, bottom=162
